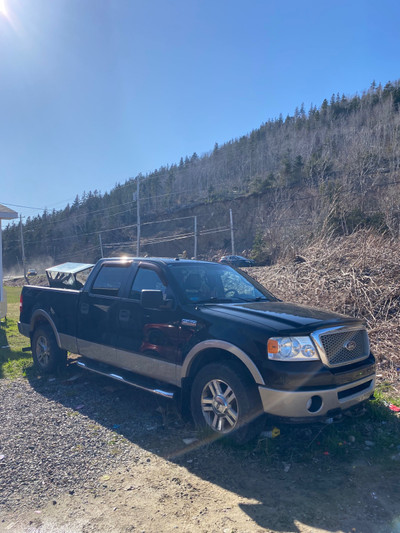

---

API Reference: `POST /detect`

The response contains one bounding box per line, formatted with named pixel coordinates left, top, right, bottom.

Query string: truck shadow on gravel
left=28, top=363, right=400, bottom=533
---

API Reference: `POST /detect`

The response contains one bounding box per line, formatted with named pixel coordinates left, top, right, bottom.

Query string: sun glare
left=0, top=0, right=8, bottom=18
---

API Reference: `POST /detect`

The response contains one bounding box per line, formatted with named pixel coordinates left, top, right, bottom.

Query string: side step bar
left=76, top=359, right=176, bottom=400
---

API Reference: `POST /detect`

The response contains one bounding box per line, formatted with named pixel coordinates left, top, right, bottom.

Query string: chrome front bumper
left=258, top=374, right=375, bottom=419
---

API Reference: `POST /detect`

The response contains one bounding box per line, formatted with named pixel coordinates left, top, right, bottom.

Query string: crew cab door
left=114, top=263, right=183, bottom=384
left=76, top=261, right=132, bottom=365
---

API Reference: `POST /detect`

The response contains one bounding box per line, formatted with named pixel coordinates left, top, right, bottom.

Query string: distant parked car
left=27, top=269, right=37, bottom=276
left=219, top=255, right=255, bottom=267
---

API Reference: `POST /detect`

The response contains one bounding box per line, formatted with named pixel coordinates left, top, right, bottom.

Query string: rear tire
left=32, top=324, right=67, bottom=373
left=190, top=362, right=263, bottom=444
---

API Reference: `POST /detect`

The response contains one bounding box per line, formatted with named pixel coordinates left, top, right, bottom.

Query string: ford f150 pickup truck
left=18, top=257, right=376, bottom=442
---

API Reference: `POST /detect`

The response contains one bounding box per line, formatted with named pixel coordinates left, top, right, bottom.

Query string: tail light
left=19, top=293, right=23, bottom=313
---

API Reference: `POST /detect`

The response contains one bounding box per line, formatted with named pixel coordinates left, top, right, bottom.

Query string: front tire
left=190, top=362, right=262, bottom=444
left=32, top=324, right=67, bottom=373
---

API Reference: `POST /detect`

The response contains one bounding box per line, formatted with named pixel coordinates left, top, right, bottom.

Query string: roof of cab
left=99, top=256, right=215, bottom=265
left=98, top=257, right=216, bottom=266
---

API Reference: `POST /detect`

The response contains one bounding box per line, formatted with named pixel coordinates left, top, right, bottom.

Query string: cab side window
left=130, top=268, right=166, bottom=300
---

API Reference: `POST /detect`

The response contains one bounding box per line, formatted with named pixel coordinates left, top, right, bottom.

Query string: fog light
left=306, top=395, right=322, bottom=413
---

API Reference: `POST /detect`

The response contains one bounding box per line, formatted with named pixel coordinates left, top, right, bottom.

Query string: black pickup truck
left=19, top=257, right=376, bottom=442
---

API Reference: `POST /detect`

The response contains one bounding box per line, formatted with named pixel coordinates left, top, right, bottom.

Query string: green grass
left=251, top=397, right=400, bottom=465
left=0, top=286, right=34, bottom=379
left=5, top=286, right=22, bottom=304
left=374, top=381, right=400, bottom=407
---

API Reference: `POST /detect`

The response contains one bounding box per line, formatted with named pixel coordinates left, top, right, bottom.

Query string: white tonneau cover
left=46, top=262, right=94, bottom=274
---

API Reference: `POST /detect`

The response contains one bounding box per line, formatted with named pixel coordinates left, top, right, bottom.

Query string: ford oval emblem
left=345, top=340, right=357, bottom=351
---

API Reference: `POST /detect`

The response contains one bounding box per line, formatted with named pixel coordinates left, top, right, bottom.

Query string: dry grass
left=247, top=229, right=400, bottom=388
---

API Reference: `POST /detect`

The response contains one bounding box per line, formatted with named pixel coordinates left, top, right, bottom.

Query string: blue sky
left=1, top=0, right=400, bottom=222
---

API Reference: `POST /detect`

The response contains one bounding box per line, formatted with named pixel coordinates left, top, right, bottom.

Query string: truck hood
left=199, top=300, right=361, bottom=334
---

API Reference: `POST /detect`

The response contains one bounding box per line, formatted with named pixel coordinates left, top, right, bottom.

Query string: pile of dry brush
left=248, top=229, right=400, bottom=385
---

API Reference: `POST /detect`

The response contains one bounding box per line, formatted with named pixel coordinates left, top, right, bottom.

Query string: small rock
left=365, top=440, right=375, bottom=447
left=66, top=375, right=80, bottom=382
left=182, top=438, right=198, bottom=445
left=349, top=436, right=356, bottom=443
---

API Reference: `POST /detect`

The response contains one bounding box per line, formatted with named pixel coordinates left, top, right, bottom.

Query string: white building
left=0, top=204, right=18, bottom=318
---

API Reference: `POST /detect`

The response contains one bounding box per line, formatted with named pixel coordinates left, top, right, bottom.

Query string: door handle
left=80, top=303, right=89, bottom=315
left=119, top=309, right=130, bottom=322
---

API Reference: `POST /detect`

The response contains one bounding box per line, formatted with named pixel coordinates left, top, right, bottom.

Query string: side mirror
left=141, top=289, right=164, bottom=309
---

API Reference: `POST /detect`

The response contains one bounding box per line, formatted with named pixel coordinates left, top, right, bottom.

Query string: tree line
left=3, top=79, right=400, bottom=270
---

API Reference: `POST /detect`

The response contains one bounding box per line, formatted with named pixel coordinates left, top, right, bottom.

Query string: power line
left=5, top=171, right=400, bottom=226
left=4, top=214, right=201, bottom=246
left=5, top=173, right=400, bottom=247
left=103, top=226, right=231, bottom=249
left=53, top=220, right=315, bottom=261
left=0, top=202, right=46, bottom=210
left=5, top=174, right=400, bottom=248
left=56, top=244, right=101, bottom=262
left=1, top=188, right=206, bottom=226
left=0, top=196, right=78, bottom=212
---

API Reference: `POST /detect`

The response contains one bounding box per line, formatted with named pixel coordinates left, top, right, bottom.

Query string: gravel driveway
left=0, top=368, right=184, bottom=515
left=2, top=365, right=400, bottom=533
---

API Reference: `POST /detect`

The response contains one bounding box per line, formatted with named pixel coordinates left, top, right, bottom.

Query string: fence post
left=230, top=209, right=235, bottom=255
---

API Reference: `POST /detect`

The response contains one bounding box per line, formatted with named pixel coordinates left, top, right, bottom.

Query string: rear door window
left=91, top=265, right=129, bottom=296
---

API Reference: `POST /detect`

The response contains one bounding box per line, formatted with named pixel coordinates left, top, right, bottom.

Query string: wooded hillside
left=3, top=80, right=400, bottom=270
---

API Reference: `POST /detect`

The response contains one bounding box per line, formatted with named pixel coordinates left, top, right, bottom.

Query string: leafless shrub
left=247, top=229, right=400, bottom=385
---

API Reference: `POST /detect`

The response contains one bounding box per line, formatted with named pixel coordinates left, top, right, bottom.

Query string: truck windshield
left=168, top=262, right=277, bottom=304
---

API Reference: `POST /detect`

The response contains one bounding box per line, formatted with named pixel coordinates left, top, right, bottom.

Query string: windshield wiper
left=196, top=295, right=270, bottom=304
left=195, top=297, right=235, bottom=304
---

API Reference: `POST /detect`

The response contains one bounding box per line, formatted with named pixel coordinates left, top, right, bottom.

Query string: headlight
left=267, top=336, right=319, bottom=361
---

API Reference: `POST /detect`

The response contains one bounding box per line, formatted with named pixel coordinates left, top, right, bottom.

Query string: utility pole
left=229, top=209, right=235, bottom=255
left=0, top=221, right=3, bottom=304
left=20, top=215, right=27, bottom=280
left=194, top=216, right=198, bottom=259
left=136, top=178, right=140, bottom=257
left=99, top=233, right=104, bottom=258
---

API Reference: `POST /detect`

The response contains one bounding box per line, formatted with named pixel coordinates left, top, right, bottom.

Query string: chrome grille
left=312, top=327, right=370, bottom=367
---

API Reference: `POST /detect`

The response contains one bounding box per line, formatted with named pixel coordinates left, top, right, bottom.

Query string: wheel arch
left=30, top=309, right=61, bottom=348
left=181, top=340, right=265, bottom=386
